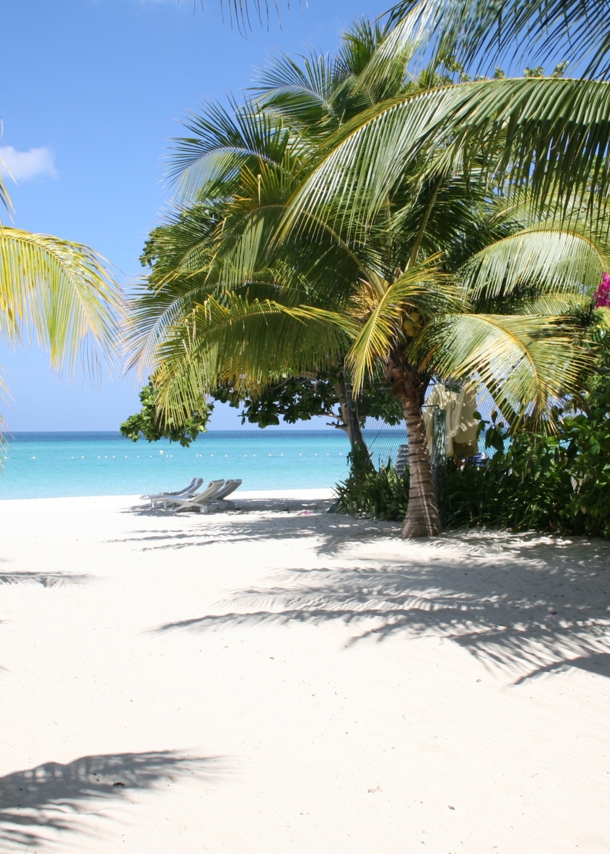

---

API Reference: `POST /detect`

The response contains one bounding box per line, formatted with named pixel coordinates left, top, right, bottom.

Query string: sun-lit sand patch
left=0, top=493, right=608, bottom=852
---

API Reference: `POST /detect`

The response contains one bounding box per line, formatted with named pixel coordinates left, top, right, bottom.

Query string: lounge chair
left=162, top=480, right=226, bottom=514
left=145, top=477, right=203, bottom=508
left=210, top=479, right=242, bottom=510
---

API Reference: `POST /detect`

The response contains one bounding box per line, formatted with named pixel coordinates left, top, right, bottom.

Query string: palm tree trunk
left=389, top=362, right=441, bottom=538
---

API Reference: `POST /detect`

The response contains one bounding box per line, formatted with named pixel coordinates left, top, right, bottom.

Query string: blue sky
left=0, top=0, right=387, bottom=432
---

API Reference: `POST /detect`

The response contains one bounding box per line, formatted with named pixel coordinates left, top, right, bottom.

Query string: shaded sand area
left=0, top=490, right=609, bottom=853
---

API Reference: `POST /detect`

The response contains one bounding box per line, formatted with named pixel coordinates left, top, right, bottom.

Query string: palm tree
left=274, top=179, right=600, bottom=535
left=0, top=171, right=121, bottom=427
left=128, top=21, right=598, bottom=537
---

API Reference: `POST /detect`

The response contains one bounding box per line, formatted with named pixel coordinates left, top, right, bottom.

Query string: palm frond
left=345, top=261, right=463, bottom=392
left=283, top=86, right=455, bottom=235
left=461, top=226, right=607, bottom=300
left=141, top=204, right=222, bottom=281
left=352, top=3, right=435, bottom=96
left=125, top=274, right=213, bottom=376
left=389, top=0, right=610, bottom=80
left=167, top=98, right=290, bottom=203
left=151, top=294, right=353, bottom=422
left=286, top=77, right=610, bottom=234
left=514, top=292, right=593, bottom=315
left=252, top=51, right=341, bottom=130
left=218, top=0, right=282, bottom=35
left=426, top=78, right=610, bottom=214
left=415, top=312, right=592, bottom=422
left=0, top=228, right=121, bottom=379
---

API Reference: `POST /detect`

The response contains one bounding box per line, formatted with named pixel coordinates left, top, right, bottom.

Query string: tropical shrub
left=560, top=376, right=610, bottom=536
left=338, top=360, right=610, bottom=537
left=436, top=375, right=610, bottom=536
left=334, top=446, right=410, bottom=521
left=442, top=415, right=574, bottom=532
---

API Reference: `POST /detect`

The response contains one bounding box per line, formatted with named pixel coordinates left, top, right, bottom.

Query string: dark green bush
left=443, top=418, right=574, bottom=532
left=334, top=446, right=409, bottom=521
left=335, top=381, right=610, bottom=536
left=443, top=375, right=610, bottom=536
left=551, top=377, right=610, bottom=536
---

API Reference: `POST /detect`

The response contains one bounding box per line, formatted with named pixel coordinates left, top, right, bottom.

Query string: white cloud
left=0, top=146, right=57, bottom=182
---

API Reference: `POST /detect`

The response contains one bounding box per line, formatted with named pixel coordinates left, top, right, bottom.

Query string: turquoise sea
left=0, top=429, right=406, bottom=500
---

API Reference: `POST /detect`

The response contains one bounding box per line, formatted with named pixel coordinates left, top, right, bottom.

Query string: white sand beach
left=1, top=491, right=609, bottom=853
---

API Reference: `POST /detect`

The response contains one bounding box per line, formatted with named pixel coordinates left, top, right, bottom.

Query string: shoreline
left=0, top=432, right=356, bottom=500
left=0, top=494, right=608, bottom=851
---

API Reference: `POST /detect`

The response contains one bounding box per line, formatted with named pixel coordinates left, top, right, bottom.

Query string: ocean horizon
left=0, top=428, right=406, bottom=500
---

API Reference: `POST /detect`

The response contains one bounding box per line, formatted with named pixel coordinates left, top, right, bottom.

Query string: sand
left=0, top=490, right=609, bottom=853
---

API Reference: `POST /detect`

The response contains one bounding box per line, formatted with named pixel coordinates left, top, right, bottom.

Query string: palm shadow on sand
left=153, top=530, right=610, bottom=684
left=115, top=501, right=397, bottom=558
left=0, top=572, right=90, bottom=587
left=0, top=750, right=227, bottom=850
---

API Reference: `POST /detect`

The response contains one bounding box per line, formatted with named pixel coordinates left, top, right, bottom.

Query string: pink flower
left=594, top=273, right=610, bottom=308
